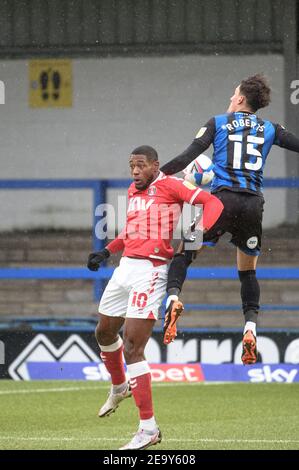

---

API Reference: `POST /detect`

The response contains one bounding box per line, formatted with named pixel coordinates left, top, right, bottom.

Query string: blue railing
left=1, top=266, right=299, bottom=280
left=1, top=178, right=299, bottom=310
left=0, top=179, right=116, bottom=252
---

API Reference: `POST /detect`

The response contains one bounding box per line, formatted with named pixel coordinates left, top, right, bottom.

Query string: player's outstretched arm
left=160, top=118, right=216, bottom=175
left=275, top=125, right=299, bottom=153
left=160, top=140, right=210, bottom=175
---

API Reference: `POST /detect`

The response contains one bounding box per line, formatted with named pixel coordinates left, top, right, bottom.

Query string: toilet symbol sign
left=29, top=59, right=72, bottom=108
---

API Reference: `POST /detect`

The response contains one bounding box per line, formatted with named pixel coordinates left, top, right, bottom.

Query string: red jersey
left=107, top=171, right=223, bottom=262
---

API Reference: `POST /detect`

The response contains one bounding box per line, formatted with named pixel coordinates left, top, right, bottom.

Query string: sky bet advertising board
left=0, top=328, right=298, bottom=383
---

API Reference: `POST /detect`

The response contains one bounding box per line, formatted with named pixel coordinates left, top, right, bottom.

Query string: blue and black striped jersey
left=161, top=111, right=299, bottom=195
left=203, top=112, right=277, bottom=194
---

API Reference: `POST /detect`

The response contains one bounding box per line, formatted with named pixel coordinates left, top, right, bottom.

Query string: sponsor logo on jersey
left=127, top=197, right=154, bottom=212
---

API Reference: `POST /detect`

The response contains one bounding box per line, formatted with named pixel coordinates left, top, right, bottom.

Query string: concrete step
left=0, top=228, right=298, bottom=327
left=1, top=228, right=299, bottom=266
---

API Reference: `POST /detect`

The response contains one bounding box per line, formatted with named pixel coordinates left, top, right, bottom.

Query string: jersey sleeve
left=193, top=117, right=216, bottom=146
left=106, top=234, right=125, bottom=254
left=274, top=124, right=299, bottom=152
left=160, top=118, right=215, bottom=175
left=168, top=177, right=205, bottom=205
left=192, top=190, right=224, bottom=231
left=168, top=177, right=223, bottom=231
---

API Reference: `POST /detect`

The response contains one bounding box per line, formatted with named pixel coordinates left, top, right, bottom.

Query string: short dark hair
left=239, top=74, right=271, bottom=112
left=131, top=145, right=158, bottom=162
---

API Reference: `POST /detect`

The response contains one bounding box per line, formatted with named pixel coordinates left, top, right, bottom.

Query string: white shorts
left=98, top=257, right=168, bottom=320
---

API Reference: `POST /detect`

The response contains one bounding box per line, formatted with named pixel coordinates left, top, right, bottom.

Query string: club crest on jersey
left=148, top=186, right=157, bottom=196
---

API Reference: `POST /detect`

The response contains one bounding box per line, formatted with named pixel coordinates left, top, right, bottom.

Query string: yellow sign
left=29, top=59, right=72, bottom=108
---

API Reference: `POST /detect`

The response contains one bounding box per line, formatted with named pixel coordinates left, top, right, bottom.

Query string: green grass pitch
left=0, top=380, right=298, bottom=450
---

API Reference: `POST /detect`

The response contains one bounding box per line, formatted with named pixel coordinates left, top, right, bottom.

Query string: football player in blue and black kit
left=160, top=74, right=299, bottom=364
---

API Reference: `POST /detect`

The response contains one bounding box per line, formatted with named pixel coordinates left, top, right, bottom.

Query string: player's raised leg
left=96, top=314, right=131, bottom=417
left=237, top=248, right=259, bottom=364
left=163, top=247, right=197, bottom=344
left=119, top=317, right=161, bottom=450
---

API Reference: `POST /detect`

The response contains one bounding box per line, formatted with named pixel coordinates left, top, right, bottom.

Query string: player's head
left=227, top=74, right=271, bottom=113
left=129, top=145, right=160, bottom=190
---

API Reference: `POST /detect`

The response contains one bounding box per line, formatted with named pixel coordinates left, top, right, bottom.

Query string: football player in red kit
left=87, top=145, right=223, bottom=450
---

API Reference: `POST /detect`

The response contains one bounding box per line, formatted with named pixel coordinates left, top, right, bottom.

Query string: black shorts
left=203, top=189, right=265, bottom=256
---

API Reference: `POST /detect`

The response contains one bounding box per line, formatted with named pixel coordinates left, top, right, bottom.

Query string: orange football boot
left=163, top=300, right=184, bottom=345
left=241, top=329, right=257, bottom=365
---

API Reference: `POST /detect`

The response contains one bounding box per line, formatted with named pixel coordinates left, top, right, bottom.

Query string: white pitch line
left=0, top=381, right=240, bottom=396
left=0, top=436, right=298, bottom=444
left=0, top=385, right=100, bottom=395
left=0, top=437, right=121, bottom=442
left=0, top=379, right=296, bottom=396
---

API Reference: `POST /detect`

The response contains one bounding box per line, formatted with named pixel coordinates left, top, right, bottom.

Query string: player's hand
left=87, top=248, right=110, bottom=271
left=163, top=296, right=184, bottom=345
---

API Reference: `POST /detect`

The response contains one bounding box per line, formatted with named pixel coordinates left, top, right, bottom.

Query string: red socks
left=127, top=361, right=153, bottom=419
left=99, top=336, right=126, bottom=385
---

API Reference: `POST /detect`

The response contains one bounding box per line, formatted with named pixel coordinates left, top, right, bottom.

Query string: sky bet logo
left=248, top=365, right=298, bottom=383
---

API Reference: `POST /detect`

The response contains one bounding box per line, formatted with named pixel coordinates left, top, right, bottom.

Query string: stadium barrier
left=1, top=178, right=299, bottom=312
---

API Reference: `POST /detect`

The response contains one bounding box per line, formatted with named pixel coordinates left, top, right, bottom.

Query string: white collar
left=150, top=171, right=164, bottom=186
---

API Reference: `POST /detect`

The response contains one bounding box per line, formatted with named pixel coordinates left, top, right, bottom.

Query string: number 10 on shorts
left=131, top=291, right=148, bottom=308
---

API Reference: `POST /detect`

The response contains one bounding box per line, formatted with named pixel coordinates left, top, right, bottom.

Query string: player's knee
left=95, top=321, right=112, bottom=345
left=123, top=337, right=143, bottom=364
left=95, top=322, right=103, bottom=343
